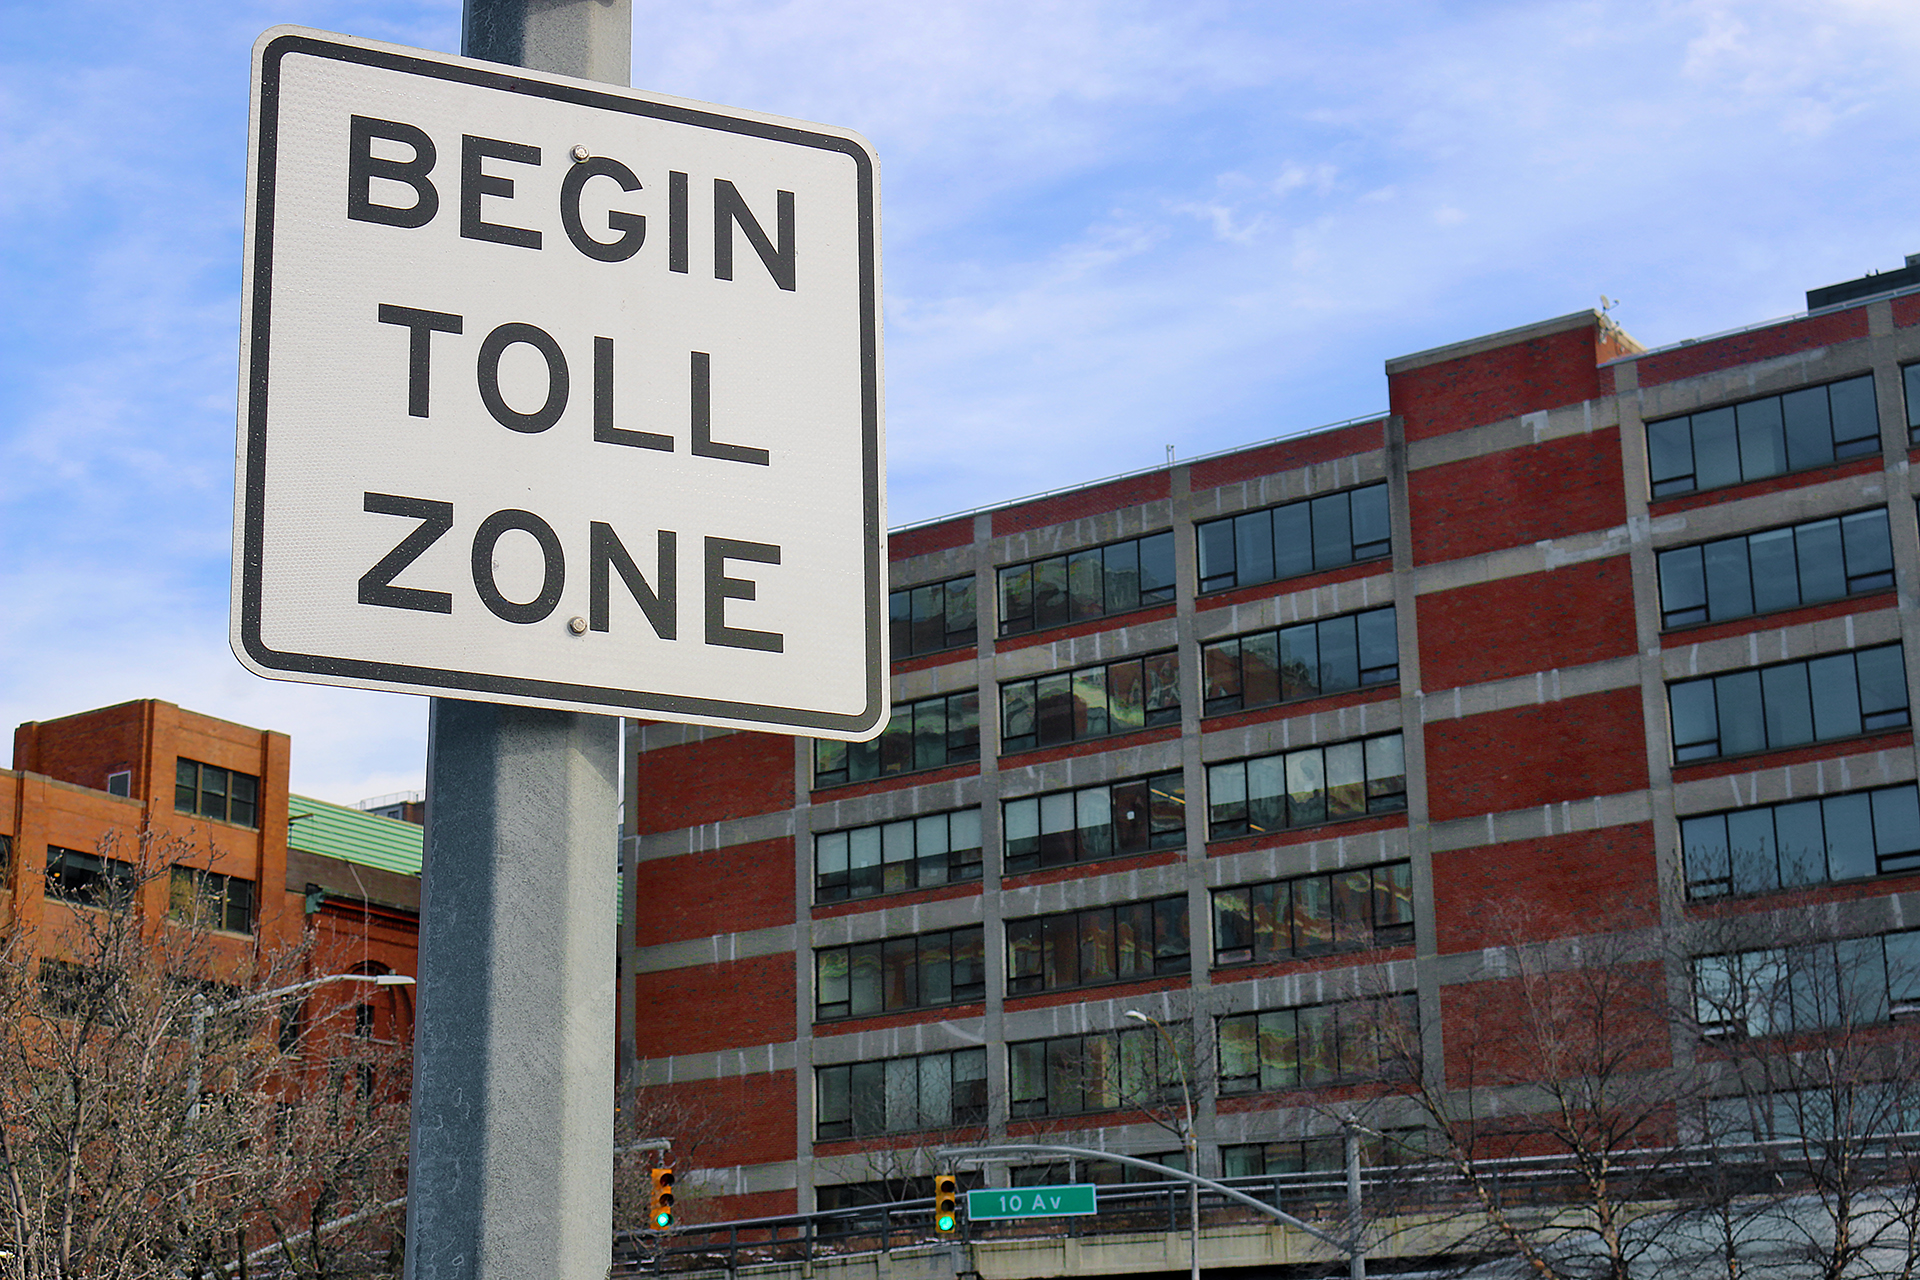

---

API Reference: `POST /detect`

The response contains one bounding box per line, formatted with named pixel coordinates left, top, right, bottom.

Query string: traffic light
left=933, top=1174, right=959, bottom=1236
left=649, top=1166, right=675, bottom=1230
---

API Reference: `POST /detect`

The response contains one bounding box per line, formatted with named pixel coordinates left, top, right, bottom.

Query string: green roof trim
left=288, top=794, right=423, bottom=877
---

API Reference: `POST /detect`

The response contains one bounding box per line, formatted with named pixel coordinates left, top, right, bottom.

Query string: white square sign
left=233, top=27, right=887, bottom=738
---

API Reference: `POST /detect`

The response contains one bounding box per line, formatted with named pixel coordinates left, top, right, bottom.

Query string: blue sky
left=3, top=0, right=1917, bottom=803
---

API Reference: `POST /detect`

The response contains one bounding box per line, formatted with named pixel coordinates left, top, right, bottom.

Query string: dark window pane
left=1067, top=549, right=1104, bottom=620
left=1073, top=666, right=1109, bottom=738
left=1670, top=679, right=1719, bottom=760
left=1202, top=640, right=1240, bottom=712
left=1760, top=662, right=1814, bottom=749
left=1253, top=881, right=1287, bottom=956
left=882, top=937, right=917, bottom=1010
left=1875, top=787, right=1920, bottom=871
left=911, top=583, right=943, bottom=654
left=1745, top=527, right=1800, bottom=615
left=1703, top=537, right=1755, bottom=620
left=1828, top=375, right=1879, bottom=452
left=1350, top=484, right=1390, bottom=557
left=1774, top=800, right=1826, bottom=889
left=1108, top=659, right=1146, bottom=732
left=1647, top=417, right=1695, bottom=494
left=1357, top=608, right=1398, bottom=682
left=1272, top=503, right=1314, bottom=579
left=1111, top=778, right=1150, bottom=851
left=1002, top=681, right=1037, bottom=752
left=1215, top=888, right=1251, bottom=961
left=1033, top=556, right=1069, bottom=630
left=1279, top=623, right=1318, bottom=700
left=1659, top=546, right=1708, bottom=626
left=1008, top=918, right=1042, bottom=992
left=1036, top=673, right=1074, bottom=746
left=849, top=943, right=883, bottom=1016
left=953, top=927, right=985, bottom=998
left=1855, top=645, right=1910, bottom=729
left=1907, top=365, right=1920, bottom=434
left=1116, top=901, right=1155, bottom=976
left=1138, top=533, right=1176, bottom=603
left=1782, top=386, right=1835, bottom=470
left=1079, top=909, right=1116, bottom=984
left=1005, top=797, right=1039, bottom=869
left=1318, top=615, right=1359, bottom=693
left=1310, top=492, right=1353, bottom=570
left=175, top=759, right=197, bottom=814
left=946, top=577, right=976, bottom=645
left=1841, top=511, right=1894, bottom=592
left=1245, top=755, right=1285, bottom=835
left=1197, top=520, right=1236, bottom=591
left=948, top=692, right=980, bottom=759
left=1726, top=807, right=1779, bottom=894
left=1806, top=653, right=1863, bottom=741
left=914, top=700, right=946, bottom=769
left=1155, top=895, right=1190, bottom=969
left=1692, top=407, right=1740, bottom=490
left=1714, top=670, right=1765, bottom=757
left=1103, top=540, right=1141, bottom=613
left=1735, top=396, right=1787, bottom=481
left=1242, top=631, right=1281, bottom=706
left=1234, top=510, right=1274, bottom=586
left=1792, top=519, right=1844, bottom=607
left=1294, top=875, right=1333, bottom=953
left=999, top=564, right=1033, bottom=635
left=1823, top=792, right=1875, bottom=883
left=1144, top=652, right=1180, bottom=723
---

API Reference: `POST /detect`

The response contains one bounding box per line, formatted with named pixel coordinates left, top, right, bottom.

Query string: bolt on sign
left=233, top=28, right=887, bottom=738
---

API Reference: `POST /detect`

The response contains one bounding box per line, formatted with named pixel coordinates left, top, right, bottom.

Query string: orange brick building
left=4, top=699, right=419, bottom=1040
left=622, top=257, right=1920, bottom=1221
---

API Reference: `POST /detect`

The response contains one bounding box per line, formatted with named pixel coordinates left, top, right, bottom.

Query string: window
left=1682, top=784, right=1920, bottom=898
left=998, top=531, right=1176, bottom=637
left=1008, top=1024, right=1182, bottom=1118
left=1203, top=607, right=1398, bottom=715
left=1214, top=862, right=1413, bottom=964
left=1647, top=374, right=1879, bottom=498
left=1001, top=650, right=1180, bottom=753
left=1692, top=931, right=1920, bottom=1038
left=1904, top=363, right=1920, bottom=446
left=1003, top=770, right=1186, bottom=874
left=816, top=1048, right=988, bottom=1139
left=891, top=575, right=976, bottom=658
left=1197, top=484, right=1390, bottom=594
left=0, top=834, right=10, bottom=878
left=1006, top=895, right=1189, bottom=995
left=813, top=691, right=980, bottom=787
left=1657, top=509, right=1894, bottom=628
left=1221, top=1130, right=1425, bottom=1179
left=1217, top=994, right=1416, bottom=1094
left=816, top=926, right=986, bottom=1020
left=814, top=809, right=983, bottom=903
left=175, top=759, right=260, bottom=828
left=45, top=847, right=134, bottom=909
left=1668, top=644, right=1909, bottom=763
left=1012, top=1154, right=1184, bottom=1186
left=105, top=770, right=130, bottom=797
left=1207, top=733, right=1407, bottom=840
left=168, top=867, right=256, bottom=934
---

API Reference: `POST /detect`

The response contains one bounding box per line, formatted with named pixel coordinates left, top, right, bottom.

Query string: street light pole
left=1127, top=1010, right=1199, bottom=1280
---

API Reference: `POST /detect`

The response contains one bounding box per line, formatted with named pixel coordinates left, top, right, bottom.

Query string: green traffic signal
left=654, top=1209, right=673, bottom=1229
left=935, top=1211, right=957, bottom=1233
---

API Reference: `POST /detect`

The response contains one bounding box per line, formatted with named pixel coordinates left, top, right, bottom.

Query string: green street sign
left=966, top=1184, right=1098, bottom=1220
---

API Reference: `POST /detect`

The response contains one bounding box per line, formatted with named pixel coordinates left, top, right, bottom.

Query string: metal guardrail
left=613, top=1130, right=1920, bottom=1276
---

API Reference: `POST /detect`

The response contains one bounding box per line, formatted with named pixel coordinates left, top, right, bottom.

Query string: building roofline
left=888, top=409, right=1388, bottom=538
left=1384, top=309, right=1630, bottom=376
left=1601, top=280, right=1920, bottom=368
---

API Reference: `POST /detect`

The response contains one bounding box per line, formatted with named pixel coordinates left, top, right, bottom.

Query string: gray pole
left=404, top=15, right=632, bottom=1265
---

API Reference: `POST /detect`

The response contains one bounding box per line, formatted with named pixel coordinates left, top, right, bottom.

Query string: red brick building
left=623, top=263, right=1920, bottom=1221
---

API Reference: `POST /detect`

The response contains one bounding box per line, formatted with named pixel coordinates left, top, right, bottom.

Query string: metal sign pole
left=404, top=5, right=631, bottom=1277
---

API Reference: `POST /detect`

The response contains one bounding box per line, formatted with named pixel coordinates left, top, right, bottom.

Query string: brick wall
left=633, top=733, right=795, bottom=832
left=639, top=1072, right=798, bottom=1168
left=1634, top=309, right=1869, bottom=388
left=1418, top=556, right=1637, bottom=689
left=992, top=472, right=1171, bottom=536
left=1390, top=324, right=1604, bottom=444
left=1424, top=688, right=1649, bottom=823
left=1408, top=428, right=1625, bottom=564
left=634, top=837, right=795, bottom=946
left=634, top=953, right=795, bottom=1054
left=1430, top=824, right=1658, bottom=953
left=1187, top=420, right=1384, bottom=491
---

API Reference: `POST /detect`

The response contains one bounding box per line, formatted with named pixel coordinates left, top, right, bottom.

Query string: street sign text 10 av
left=965, top=1185, right=1098, bottom=1220
left=234, top=28, right=886, bottom=737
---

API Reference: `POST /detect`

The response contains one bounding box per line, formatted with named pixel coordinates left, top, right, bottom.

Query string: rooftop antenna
left=1166, top=444, right=1175, bottom=466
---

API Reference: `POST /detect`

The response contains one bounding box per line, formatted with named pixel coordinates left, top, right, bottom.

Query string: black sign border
left=237, top=29, right=886, bottom=735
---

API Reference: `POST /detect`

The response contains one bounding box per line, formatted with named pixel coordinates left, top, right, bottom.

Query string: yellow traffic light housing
left=933, top=1173, right=959, bottom=1236
left=649, top=1166, right=675, bottom=1230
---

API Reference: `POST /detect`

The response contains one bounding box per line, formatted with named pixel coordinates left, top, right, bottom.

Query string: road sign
left=233, top=27, right=886, bottom=737
left=965, top=1184, right=1098, bottom=1220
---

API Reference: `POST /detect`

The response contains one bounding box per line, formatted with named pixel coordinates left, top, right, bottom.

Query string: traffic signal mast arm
left=936, top=1143, right=1357, bottom=1258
